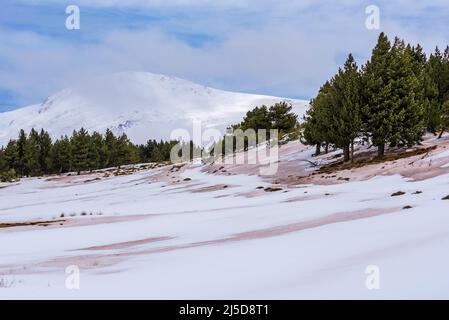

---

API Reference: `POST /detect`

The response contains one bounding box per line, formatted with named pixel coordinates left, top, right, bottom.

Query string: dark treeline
left=0, top=128, right=199, bottom=181
left=302, top=32, right=449, bottom=162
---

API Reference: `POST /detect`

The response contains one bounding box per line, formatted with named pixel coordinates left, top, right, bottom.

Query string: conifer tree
left=59, top=136, right=72, bottom=172
left=4, top=140, right=19, bottom=172
left=87, top=135, right=100, bottom=172
left=424, top=47, right=449, bottom=133
left=361, top=32, right=394, bottom=157
left=114, top=133, right=131, bottom=168
left=360, top=34, right=425, bottom=156
left=302, top=80, right=334, bottom=156
left=269, top=102, right=298, bottom=136
left=38, top=129, right=52, bottom=174
left=238, top=106, right=271, bottom=132
left=50, top=136, right=72, bottom=173
left=151, top=144, right=163, bottom=163
left=104, top=129, right=117, bottom=167
left=389, top=38, right=425, bottom=147
left=439, top=100, right=449, bottom=138
left=91, top=131, right=108, bottom=168
left=17, top=129, right=27, bottom=176
left=422, top=50, right=440, bottom=132
left=24, top=129, right=41, bottom=176
left=328, top=54, right=362, bottom=162
left=71, top=128, right=90, bottom=175
left=0, top=147, right=7, bottom=172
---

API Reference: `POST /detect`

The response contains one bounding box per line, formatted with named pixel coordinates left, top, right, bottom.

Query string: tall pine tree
left=71, top=128, right=90, bottom=175
left=328, top=54, right=362, bottom=162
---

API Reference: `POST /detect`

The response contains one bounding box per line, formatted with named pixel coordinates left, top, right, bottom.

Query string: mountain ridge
left=0, top=72, right=309, bottom=146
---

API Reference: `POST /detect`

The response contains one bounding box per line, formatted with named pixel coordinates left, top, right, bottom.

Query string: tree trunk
left=325, top=142, right=329, bottom=154
left=438, top=128, right=445, bottom=139
left=350, top=140, right=354, bottom=164
left=343, top=145, right=350, bottom=162
left=377, top=143, right=385, bottom=158
left=315, top=144, right=321, bottom=156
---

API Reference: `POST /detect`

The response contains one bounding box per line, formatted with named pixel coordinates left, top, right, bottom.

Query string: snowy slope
left=1, top=139, right=449, bottom=299
left=0, top=72, right=309, bottom=146
left=1, top=136, right=449, bottom=298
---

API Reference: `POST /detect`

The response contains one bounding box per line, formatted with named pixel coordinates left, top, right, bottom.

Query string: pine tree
left=361, top=32, right=394, bottom=157
left=151, top=144, right=163, bottom=163
left=269, top=102, right=298, bottom=136
left=302, top=80, right=334, bottom=156
left=17, top=129, right=27, bottom=176
left=237, top=105, right=272, bottom=142
left=440, top=47, right=449, bottom=135
left=24, top=129, right=41, bottom=176
left=59, top=136, right=72, bottom=172
left=423, top=47, right=449, bottom=133
left=0, top=147, right=7, bottom=172
left=439, top=100, right=449, bottom=138
left=114, top=133, right=131, bottom=168
left=71, top=128, right=90, bottom=175
left=362, top=35, right=425, bottom=156
left=92, top=131, right=108, bottom=168
left=4, top=140, right=19, bottom=172
left=87, top=135, right=100, bottom=172
left=441, top=47, right=449, bottom=103
left=394, top=41, right=425, bottom=147
left=422, top=49, right=441, bottom=132
left=38, top=129, right=52, bottom=174
left=141, top=139, right=155, bottom=162
left=239, top=106, right=271, bottom=131
left=104, top=129, right=117, bottom=167
left=328, top=53, right=362, bottom=162
left=50, top=136, right=72, bottom=173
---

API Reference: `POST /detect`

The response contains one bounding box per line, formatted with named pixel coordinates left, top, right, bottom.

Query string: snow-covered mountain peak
left=0, top=72, right=309, bottom=146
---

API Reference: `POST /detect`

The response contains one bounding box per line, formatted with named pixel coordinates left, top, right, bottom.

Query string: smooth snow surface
left=1, top=138, right=449, bottom=299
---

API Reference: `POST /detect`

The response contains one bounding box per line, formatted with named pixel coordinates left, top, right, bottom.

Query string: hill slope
left=1, top=136, right=449, bottom=298
left=0, top=72, right=309, bottom=146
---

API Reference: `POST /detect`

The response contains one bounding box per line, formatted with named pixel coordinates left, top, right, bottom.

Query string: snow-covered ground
left=1, top=138, right=449, bottom=299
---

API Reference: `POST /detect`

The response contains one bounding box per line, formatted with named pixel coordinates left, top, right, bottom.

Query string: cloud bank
left=0, top=0, right=448, bottom=110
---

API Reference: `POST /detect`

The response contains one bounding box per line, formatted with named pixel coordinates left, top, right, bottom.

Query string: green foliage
left=303, top=54, right=362, bottom=161
left=236, top=101, right=298, bottom=136
left=269, top=102, right=298, bottom=135
left=362, top=35, right=425, bottom=155
left=24, top=129, right=40, bottom=176
left=237, top=105, right=272, bottom=132
left=71, top=128, right=90, bottom=175
left=304, top=32, right=433, bottom=161
left=1, top=127, right=193, bottom=177
left=302, top=81, right=333, bottom=155
left=49, top=136, right=72, bottom=173
left=439, top=100, right=449, bottom=137
left=361, top=32, right=396, bottom=157
left=211, top=101, right=298, bottom=159
left=139, top=139, right=201, bottom=164
left=0, top=168, right=16, bottom=183
left=329, top=54, right=362, bottom=161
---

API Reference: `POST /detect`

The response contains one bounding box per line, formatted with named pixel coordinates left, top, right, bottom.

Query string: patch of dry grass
left=318, top=146, right=437, bottom=174
left=0, top=219, right=65, bottom=229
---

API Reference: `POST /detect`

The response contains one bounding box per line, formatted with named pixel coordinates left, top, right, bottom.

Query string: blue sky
left=1, top=0, right=449, bottom=112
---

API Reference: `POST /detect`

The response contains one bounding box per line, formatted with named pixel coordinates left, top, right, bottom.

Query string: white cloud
left=1, top=0, right=449, bottom=107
